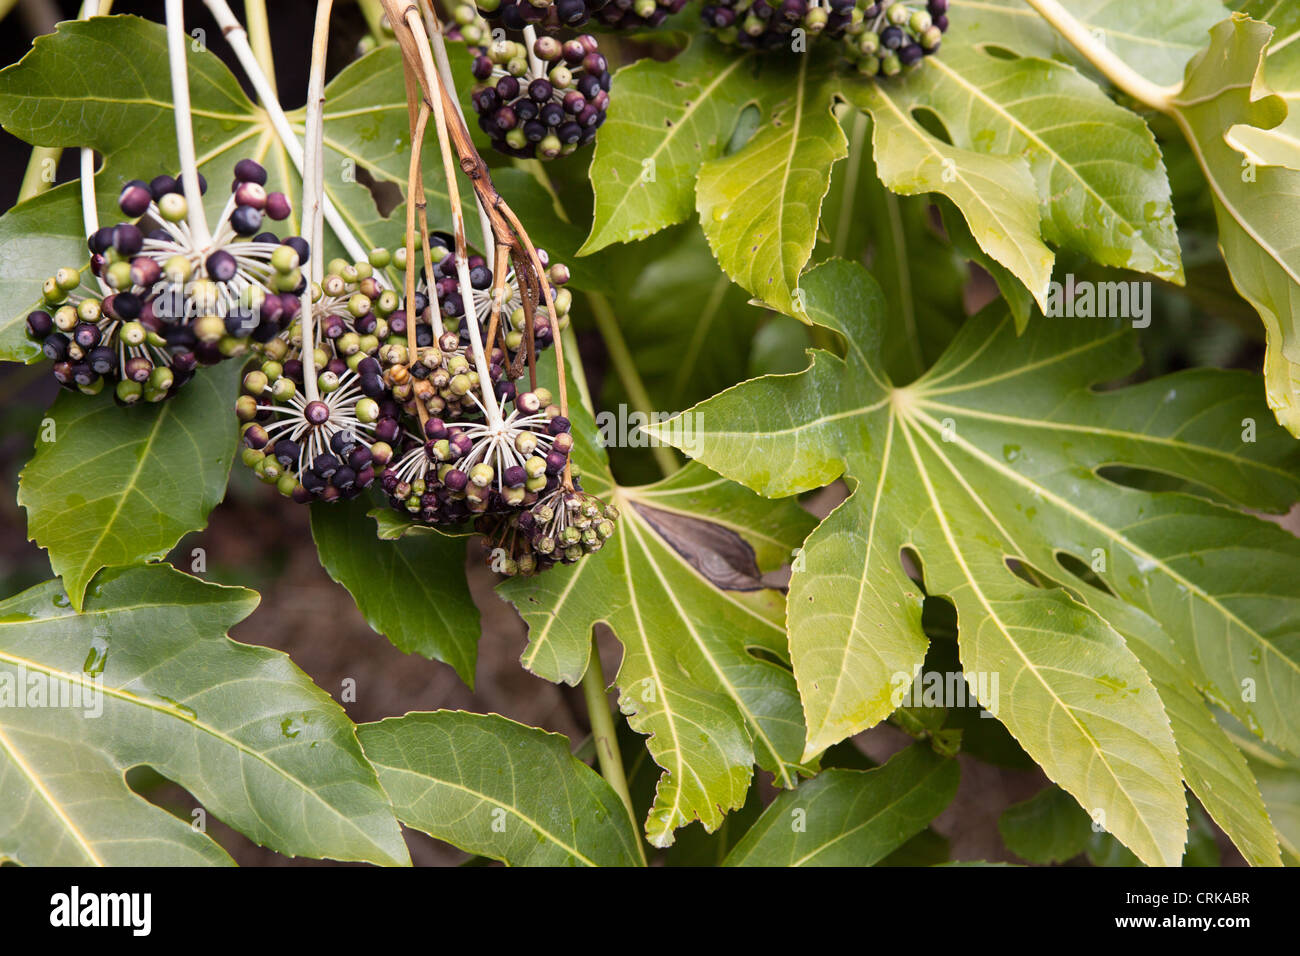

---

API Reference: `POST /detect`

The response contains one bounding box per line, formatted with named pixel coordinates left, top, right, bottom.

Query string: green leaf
left=723, top=744, right=959, bottom=866
left=859, top=42, right=1182, bottom=283
left=0, top=565, right=408, bottom=866
left=846, top=79, right=1055, bottom=311
left=582, top=40, right=766, bottom=254
left=697, top=57, right=847, bottom=317
left=0, top=15, right=460, bottom=262
left=696, top=55, right=847, bottom=317
left=948, top=0, right=1226, bottom=88
left=18, top=362, right=242, bottom=612
left=0, top=184, right=87, bottom=363
left=498, top=367, right=817, bottom=848
left=816, top=111, right=967, bottom=382
left=357, top=711, right=642, bottom=866
left=1223, top=714, right=1300, bottom=864
left=652, top=258, right=1300, bottom=866
left=1227, top=2, right=1300, bottom=168
left=998, top=786, right=1092, bottom=864
left=1162, top=15, right=1300, bottom=435
left=310, top=496, right=479, bottom=687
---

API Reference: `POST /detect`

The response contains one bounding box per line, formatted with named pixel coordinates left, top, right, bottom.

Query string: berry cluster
left=237, top=364, right=399, bottom=502
left=418, top=232, right=573, bottom=361
left=593, top=0, right=689, bottom=29
left=702, top=0, right=949, bottom=75
left=469, top=33, right=611, bottom=159
left=470, top=0, right=605, bottom=30
left=25, top=159, right=300, bottom=402
left=478, top=485, right=618, bottom=575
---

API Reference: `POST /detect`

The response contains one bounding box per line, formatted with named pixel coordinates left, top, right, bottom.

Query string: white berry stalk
left=299, top=0, right=335, bottom=404
left=163, top=0, right=212, bottom=251
left=202, top=0, right=368, bottom=265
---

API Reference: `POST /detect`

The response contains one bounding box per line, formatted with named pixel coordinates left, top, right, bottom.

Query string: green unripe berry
left=165, top=255, right=192, bottom=284
left=195, top=315, right=225, bottom=343
left=55, top=267, right=82, bottom=292
left=116, top=379, right=143, bottom=404
left=79, top=377, right=105, bottom=397
left=272, top=244, right=300, bottom=274
left=261, top=360, right=283, bottom=381
left=41, top=277, right=63, bottom=305
left=525, top=474, right=548, bottom=493
left=120, top=320, right=147, bottom=346
left=337, top=331, right=361, bottom=356
left=276, top=474, right=299, bottom=498
left=921, top=25, right=942, bottom=49
left=392, top=247, right=409, bottom=270
left=236, top=393, right=259, bottom=421
left=368, top=247, right=392, bottom=269
left=243, top=370, right=269, bottom=395
left=271, top=377, right=296, bottom=402
left=356, top=397, right=380, bottom=423
left=887, top=2, right=909, bottom=25
left=241, top=446, right=265, bottom=468
left=882, top=52, right=902, bottom=76
left=318, top=370, right=340, bottom=393
left=77, top=298, right=102, bottom=323
left=910, top=10, right=932, bottom=33
left=469, top=463, right=494, bottom=487
left=158, top=192, right=187, bottom=222
left=348, top=293, right=371, bottom=318
left=274, top=269, right=303, bottom=293
left=147, top=366, right=174, bottom=392
left=54, top=305, right=79, bottom=331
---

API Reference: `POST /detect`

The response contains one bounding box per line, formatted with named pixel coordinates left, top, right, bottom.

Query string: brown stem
left=403, top=73, right=430, bottom=429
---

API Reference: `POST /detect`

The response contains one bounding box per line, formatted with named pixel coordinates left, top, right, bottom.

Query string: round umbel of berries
left=469, top=34, right=612, bottom=160
left=258, top=253, right=398, bottom=369
left=595, top=0, right=689, bottom=29
left=701, top=0, right=948, bottom=76
left=236, top=363, right=399, bottom=503
left=461, top=0, right=610, bottom=31
left=413, top=231, right=573, bottom=365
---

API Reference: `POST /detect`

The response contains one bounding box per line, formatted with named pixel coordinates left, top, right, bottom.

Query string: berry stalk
left=388, top=0, right=504, bottom=430
left=402, top=72, right=432, bottom=428
left=164, top=0, right=212, bottom=251
left=580, top=635, right=647, bottom=866
left=203, top=0, right=368, bottom=264
left=299, top=0, right=336, bottom=404
left=78, top=0, right=102, bottom=245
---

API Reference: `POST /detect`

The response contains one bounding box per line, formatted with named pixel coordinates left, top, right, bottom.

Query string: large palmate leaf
left=0, top=15, right=470, bottom=266
left=18, top=362, right=241, bottom=612
left=1160, top=15, right=1300, bottom=435
left=850, top=80, right=1054, bottom=311
left=0, top=565, right=408, bottom=867
left=582, top=40, right=768, bottom=254
left=696, top=57, right=846, bottom=318
left=949, top=0, right=1226, bottom=87
left=651, top=258, right=1300, bottom=866
left=311, top=496, right=480, bottom=686
left=860, top=41, right=1181, bottom=281
left=358, top=711, right=642, bottom=867
left=723, top=744, right=958, bottom=866
left=816, top=111, right=966, bottom=381
left=497, top=370, right=817, bottom=848
left=1228, top=2, right=1300, bottom=167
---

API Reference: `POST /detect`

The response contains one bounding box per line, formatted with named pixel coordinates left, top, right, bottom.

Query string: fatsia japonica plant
left=0, top=0, right=1296, bottom=871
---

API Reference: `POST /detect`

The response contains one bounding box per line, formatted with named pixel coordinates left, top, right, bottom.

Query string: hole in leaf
left=1004, top=556, right=1049, bottom=589
left=355, top=165, right=403, bottom=218
left=1054, top=550, right=1116, bottom=597
left=725, top=104, right=762, bottom=156
left=909, top=107, right=952, bottom=145
left=977, top=44, right=1021, bottom=61
left=900, top=546, right=925, bottom=588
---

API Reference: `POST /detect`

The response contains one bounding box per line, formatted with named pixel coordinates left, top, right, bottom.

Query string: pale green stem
left=586, top=291, right=678, bottom=478
left=165, top=0, right=211, bottom=249
left=18, top=145, right=61, bottom=203
left=580, top=634, right=647, bottom=866
left=244, top=0, right=277, bottom=98
left=1021, top=0, right=1180, bottom=112
left=357, top=0, right=386, bottom=42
